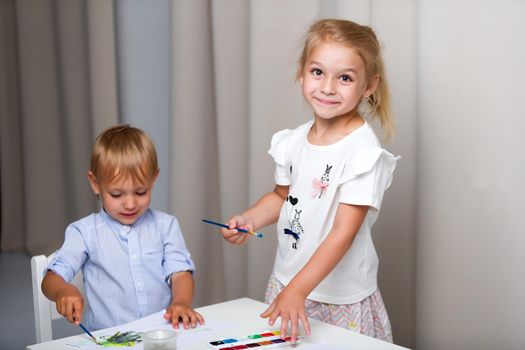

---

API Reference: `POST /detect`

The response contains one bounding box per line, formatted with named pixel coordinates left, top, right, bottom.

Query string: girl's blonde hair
left=297, top=19, right=394, bottom=140
left=90, top=125, right=159, bottom=185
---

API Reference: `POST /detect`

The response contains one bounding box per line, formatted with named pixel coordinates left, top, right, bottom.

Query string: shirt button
left=132, top=254, right=138, bottom=260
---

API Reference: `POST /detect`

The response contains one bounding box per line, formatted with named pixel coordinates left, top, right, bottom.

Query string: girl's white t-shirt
left=268, top=120, right=399, bottom=304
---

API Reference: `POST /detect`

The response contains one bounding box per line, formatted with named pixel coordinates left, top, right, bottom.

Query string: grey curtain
left=1, top=0, right=99, bottom=254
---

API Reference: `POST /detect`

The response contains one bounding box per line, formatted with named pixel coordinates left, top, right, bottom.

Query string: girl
left=222, top=19, right=398, bottom=343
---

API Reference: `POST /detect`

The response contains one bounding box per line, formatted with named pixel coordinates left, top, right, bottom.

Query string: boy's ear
left=364, top=74, right=379, bottom=98
left=87, top=171, right=100, bottom=195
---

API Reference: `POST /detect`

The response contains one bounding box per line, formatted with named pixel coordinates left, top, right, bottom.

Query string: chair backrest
left=31, top=253, right=87, bottom=343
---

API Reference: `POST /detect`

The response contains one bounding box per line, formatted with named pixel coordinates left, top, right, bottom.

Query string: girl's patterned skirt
left=265, top=274, right=393, bottom=342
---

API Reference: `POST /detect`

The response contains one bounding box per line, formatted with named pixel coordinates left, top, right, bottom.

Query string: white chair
left=31, top=253, right=87, bottom=343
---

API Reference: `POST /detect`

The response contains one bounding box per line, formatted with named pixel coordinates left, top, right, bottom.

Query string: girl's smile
left=313, top=97, right=341, bottom=105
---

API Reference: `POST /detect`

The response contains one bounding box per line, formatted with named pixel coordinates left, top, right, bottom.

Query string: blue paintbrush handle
left=79, top=323, right=98, bottom=343
left=202, top=219, right=264, bottom=238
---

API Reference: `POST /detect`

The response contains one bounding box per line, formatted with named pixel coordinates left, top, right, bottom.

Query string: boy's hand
left=260, top=287, right=311, bottom=343
left=220, top=215, right=253, bottom=245
left=55, top=285, right=84, bottom=325
left=164, top=303, right=204, bottom=330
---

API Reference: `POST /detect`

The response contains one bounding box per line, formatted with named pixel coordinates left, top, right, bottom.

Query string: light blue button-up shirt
left=47, top=208, right=195, bottom=330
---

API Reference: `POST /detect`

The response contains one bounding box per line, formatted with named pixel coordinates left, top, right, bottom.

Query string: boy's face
left=88, top=171, right=158, bottom=226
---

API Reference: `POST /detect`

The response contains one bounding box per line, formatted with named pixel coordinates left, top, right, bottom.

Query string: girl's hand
left=55, top=285, right=84, bottom=325
left=260, top=287, right=311, bottom=343
left=164, top=303, right=205, bottom=330
left=220, top=215, right=254, bottom=245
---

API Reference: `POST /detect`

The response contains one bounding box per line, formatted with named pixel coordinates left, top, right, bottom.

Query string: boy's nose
left=123, top=197, right=136, bottom=210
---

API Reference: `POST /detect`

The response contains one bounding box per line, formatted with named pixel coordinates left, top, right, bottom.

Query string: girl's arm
left=261, top=203, right=369, bottom=342
left=164, top=271, right=204, bottom=329
left=221, top=185, right=289, bottom=244
left=41, top=270, right=84, bottom=325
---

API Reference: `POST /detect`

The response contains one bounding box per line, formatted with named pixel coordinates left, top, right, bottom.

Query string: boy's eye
left=339, top=74, right=353, bottom=82
left=136, top=190, right=148, bottom=196
left=310, top=68, right=323, bottom=76
left=110, top=193, right=121, bottom=198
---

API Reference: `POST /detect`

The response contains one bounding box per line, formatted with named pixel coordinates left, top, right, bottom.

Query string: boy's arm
left=222, top=185, right=289, bottom=244
left=41, top=270, right=84, bottom=325
left=169, top=271, right=194, bottom=307
left=163, top=271, right=204, bottom=329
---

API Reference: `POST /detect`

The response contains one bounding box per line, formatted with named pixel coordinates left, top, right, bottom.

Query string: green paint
left=97, top=331, right=143, bottom=347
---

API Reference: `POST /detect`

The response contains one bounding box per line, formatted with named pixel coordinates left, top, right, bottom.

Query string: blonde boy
left=42, top=125, right=203, bottom=330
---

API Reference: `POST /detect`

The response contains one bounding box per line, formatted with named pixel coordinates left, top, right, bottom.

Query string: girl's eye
left=339, top=74, right=353, bottom=82
left=311, top=68, right=323, bottom=77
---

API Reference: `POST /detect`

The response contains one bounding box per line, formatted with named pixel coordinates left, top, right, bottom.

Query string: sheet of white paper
left=66, top=310, right=236, bottom=349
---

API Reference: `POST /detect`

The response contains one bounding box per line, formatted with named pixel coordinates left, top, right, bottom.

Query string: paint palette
left=207, top=330, right=301, bottom=349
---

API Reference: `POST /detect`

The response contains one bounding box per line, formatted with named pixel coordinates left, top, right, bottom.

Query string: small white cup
left=142, top=329, right=178, bottom=350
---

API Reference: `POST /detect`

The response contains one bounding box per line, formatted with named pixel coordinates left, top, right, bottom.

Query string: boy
left=42, top=125, right=203, bottom=331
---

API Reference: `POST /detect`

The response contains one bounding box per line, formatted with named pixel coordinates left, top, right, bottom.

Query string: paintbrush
left=79, top=323, right=99, bottom=344
left=202, top=219, right=264, bottom=238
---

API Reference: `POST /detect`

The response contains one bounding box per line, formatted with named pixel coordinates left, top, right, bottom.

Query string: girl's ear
left=364, top=74, right=379, bottom=99
left=87, top=171, right=100, bottom=195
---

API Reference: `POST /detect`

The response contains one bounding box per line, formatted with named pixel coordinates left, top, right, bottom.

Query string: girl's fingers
left=279, top=314, right=289, bottom=339
left=299, top=312, right=311, bottom=336
left=290, top=313, right=299, bottom=342
left=268, top=308, right=280, bottom=327
left=260, top=301, right=275, bottom=318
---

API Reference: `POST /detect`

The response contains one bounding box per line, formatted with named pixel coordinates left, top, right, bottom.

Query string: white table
left=27, top=297, right=411, bottom=349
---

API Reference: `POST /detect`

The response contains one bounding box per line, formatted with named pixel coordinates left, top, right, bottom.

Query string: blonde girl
left=222, top=19, right=399, bottom=343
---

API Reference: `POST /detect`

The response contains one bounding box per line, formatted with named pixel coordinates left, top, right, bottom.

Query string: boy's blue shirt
left=47, top=208, right=195, bottom=330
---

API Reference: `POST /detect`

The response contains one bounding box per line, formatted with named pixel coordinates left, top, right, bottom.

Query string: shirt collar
left=98, top=207, right=149, bottom=235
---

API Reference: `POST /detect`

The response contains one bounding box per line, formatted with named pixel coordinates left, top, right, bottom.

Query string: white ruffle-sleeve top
left=268, top=120, right=399, bottom=304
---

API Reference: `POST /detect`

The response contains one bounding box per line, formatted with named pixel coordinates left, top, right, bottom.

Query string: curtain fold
left=86, top=0, right=119, bottom=135
left=115, top=0, right=171, bottom=212
left=16, top=0, right=78, bottom=254
left=0, top=0, right=25, bottom=252
left=0, top=0, right=120, bottom=254
left=210, top=0, right=251, bottom=301
left=170, top=0, right=225, bottom=306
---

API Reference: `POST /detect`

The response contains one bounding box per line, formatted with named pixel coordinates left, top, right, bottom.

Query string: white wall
left=416, top=1, right=525, bottom=349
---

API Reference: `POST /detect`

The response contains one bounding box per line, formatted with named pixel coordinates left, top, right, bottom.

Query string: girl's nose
left=321, top=77, right=336, bottom=95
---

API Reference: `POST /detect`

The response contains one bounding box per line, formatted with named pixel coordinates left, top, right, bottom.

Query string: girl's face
left=300, top=41, right=376, bottom=121
left=88, top=171, right=158, bottom=225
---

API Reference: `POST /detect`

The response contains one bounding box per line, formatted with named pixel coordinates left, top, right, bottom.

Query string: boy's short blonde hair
left=90, top=125, right=159, bottom=186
